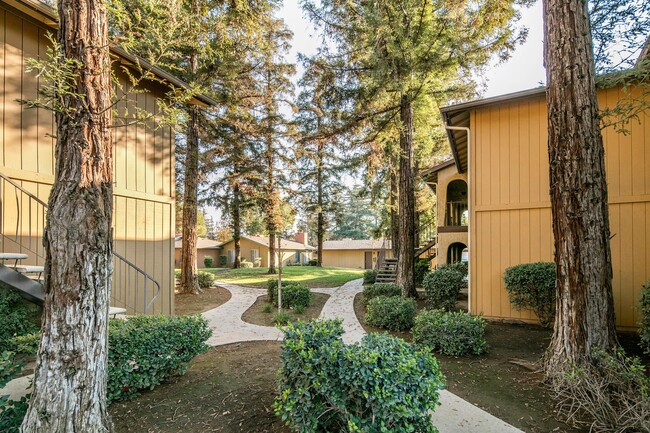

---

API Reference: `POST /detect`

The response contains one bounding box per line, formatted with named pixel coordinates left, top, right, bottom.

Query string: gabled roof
left=420, top=159, right=455, bottom=185
left=174, top=237, right=223, bottom=250
left=222, top=235, right=316, bottom=251
left=3, top=0, right=218, bottom=107
left=322, top=239, right=391, bottom=251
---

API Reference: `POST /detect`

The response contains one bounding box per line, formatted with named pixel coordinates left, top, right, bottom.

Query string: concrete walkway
left=200, top=278, right=524, bottom=433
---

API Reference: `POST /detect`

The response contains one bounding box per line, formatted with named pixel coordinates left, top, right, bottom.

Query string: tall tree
left=21, top=0, right=114, bottom=430
left=542, top=0, right=618, bottom=372
left=302, top=0, right=527, bottom=296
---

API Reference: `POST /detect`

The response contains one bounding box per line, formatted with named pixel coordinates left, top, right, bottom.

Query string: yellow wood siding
left=320, top=249, right=393, bottom=269
left=0, top=5, right=175, bottom=315
left=469, top=85, right=650, bottom=329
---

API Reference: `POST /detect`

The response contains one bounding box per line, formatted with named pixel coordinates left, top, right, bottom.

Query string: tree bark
left=316, top=139, right=324, bottom=267
left=390, top=159, right=400, bottom=257
left=543, top=0, right=618, bottom=371
left=21, top=0, right=113, bottom=431
left=232, top=183, right=241, bottom=269
left=396, top=94, right=416, bottom=297
left=179, top=98, right=200, bottom=294
left=268, top=230, right=277, bottom=273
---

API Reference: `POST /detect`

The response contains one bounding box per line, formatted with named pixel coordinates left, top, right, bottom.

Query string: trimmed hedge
left=640, top=282, right=650, bottom=355
left=275, top=320, right=445, bottom=433
left=503, top=262, right=556, bottom=327
left=108, top=315, right=211, bottom=402
left=413, top=309, right=487, bottom=356
left=197, top=271, right=216, bottom=288
left=423, top=268, right=464, bottom=311
left=267, top=279, right=312, bottom=309
left=365, top=295, right=415, bottom=331
left=362, top=269, right=377, bottom=284
left=362, top=282, right=401, bottom=305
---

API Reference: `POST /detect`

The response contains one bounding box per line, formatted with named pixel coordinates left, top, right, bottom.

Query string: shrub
left=269, top=283, right=312, bottom=310
left=413, top=309, right=487, bottom=356
left=267, top=278, right=289, bottom=303
left=308, top=258, right=317, bottom=266
left=415, top=259, right=431, bottom=286
left=197, top=271, right=216, bottom=288
left=550, top=349, right=650, bottom=432
left=203, top=256, right=214, bottom=268
left=362, top=282, right=401, bottom=305
left=263, top=304, right=273, bottom=314
left=423, top=268, right=464, bottom=311
left=363, top=269, right=377, bottom=284
left=503, top=262, right=556, bottom=327
left=219, top=255, right=227, bottom=267
left=365, top=296, right=415, bottom=331
left=440, top=261, right=468, bottom=279
left=107, top=315, right=211, bottom=402
left=0, top=289, right=40, bottom=353
left=10, top=332, right=40, bottom=356
left=275, top=320, right=445, bottom=433
left=0, top=351, right=28, bottom=433
left=240, top=258, right=254, bottom=268
left=640, top=282, right=650, bottom=355
left=253, top=258, right=262, bottom=268
left=273, top=311, right=292, bottom=325
left=174, top=269, right=181, bottom=280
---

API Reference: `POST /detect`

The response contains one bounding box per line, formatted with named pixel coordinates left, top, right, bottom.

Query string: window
left=228, top=250, right=235, bottom=263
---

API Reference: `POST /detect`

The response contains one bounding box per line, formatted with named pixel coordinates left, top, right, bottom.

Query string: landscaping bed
left=241, top=293, right=330, bottom=326
left=175, top=286, right=231, bottom=315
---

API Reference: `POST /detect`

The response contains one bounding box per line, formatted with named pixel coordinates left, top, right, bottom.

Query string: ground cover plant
left=503, top=262, right=556, bottom=327
left=202, top=266, right=364, bottom=288
left=275, top=320, right=445, bottom=433
left=0, top=289, right=40, bottom=353
left=413, top=309, right=487, bottom=356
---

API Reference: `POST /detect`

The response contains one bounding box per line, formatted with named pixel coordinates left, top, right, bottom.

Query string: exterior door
left=364, top=251, right=373, bottom=269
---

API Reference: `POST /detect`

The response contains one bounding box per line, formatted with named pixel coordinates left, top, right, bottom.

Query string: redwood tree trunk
left=316, top=140, right=324, bottom=267
left=179, top=99, right=200, bottom=294
left=390, top=161, right=399, bottom=257
left=232, top=183, right=241, bottom=269
left=268, top=230, right=276, bottom=273
left=543, top=0, right=618, bottom=371
left=21, top=0, right=114, bottom=430
left=396, top=95, right=416, bottom=297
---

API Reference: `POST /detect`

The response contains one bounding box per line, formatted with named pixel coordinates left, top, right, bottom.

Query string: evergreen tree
left=300, top=0, right=529, bottom=295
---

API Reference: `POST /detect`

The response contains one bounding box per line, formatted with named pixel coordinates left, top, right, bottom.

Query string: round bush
left=268, top=282, right=312, bottom=310
left=203, top=256, right=214, bottom=268
left=365, top=295, right=415, bottom=331
left=413, top=309, right=487, bottom=356
left=503, top=262, right=556, bottom=327
left=197, top=271, right=216, bottom=288
left=423, top=268, right=464, bottom=311
left=362, top=282, right=401, bottom=305
left=363, top=269, right=377, bottom=284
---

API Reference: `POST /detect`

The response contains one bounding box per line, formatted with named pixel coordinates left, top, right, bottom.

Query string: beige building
left=320, top=239, right=393, bottom=269
left=220, top=234, right=315, bottom=268
left=174, top=237, right=223, bottom=268
left=0, top=0, right=214, bottom=315
left=437, top=80, right=649, bottom=330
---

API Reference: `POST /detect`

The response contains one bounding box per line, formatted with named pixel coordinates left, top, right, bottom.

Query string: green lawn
left=200, top=266, right=365, bottom=288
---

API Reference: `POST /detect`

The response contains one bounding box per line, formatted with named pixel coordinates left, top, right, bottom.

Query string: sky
left=279, top=0, right=547, bottom=98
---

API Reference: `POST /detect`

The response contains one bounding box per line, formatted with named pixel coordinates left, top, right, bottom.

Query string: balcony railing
left=446, top=200, right=468, bottom=226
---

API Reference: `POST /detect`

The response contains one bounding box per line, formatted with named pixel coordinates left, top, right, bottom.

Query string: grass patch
left=197, top=266, right=364, bottom=288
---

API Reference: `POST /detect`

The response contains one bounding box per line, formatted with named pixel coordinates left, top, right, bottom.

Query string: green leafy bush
left=197, top=271, right=216, bottom=288
left=10, top=332, right=40, bottom=356
left=363, top=269, right=377, bottom=284
left=275, top=320, right=445, bottom=433
left=203, top=256, right=214, bottom=268
left=107, top=315, right=211, bottom=402
left=413, top=309, right=487, bottom=356
left=219, top=255, right=227, bottom=267
left=365, top=296, right=415, bottom=331
left=0, top=351, right=28, bottom=433
left=362, top=282, right=401, bottom=305
left=267, top=278, right=289, bottom=303
left=503, top=262, right=556, bottom=327
left=440, top=261, right=468, bottom=279
left=423, top=268, right=464, bottom=311
left=0, top=289, right=40, bottom=353
left=640, top=282, right=650, bottom=355
left=415, top=259, right=431, bottom=286
left=174, top=269, right=181, bottom=280
left=308, top=258, right=317, bottom=266
left=268, top=283, right=312, bottom=310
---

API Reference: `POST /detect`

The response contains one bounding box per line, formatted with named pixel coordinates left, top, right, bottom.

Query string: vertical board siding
left=0, top=6, right=175, bottom=315
left=470, top=88, right=650, bottom=329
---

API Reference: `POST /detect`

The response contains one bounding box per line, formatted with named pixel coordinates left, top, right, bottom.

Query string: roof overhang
left=420, top=159, right=455, bottom=186
left=3, top=0, right=217, bottom=107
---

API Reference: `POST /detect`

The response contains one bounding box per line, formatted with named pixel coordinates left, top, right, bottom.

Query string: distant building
left=219, top=234, right=315, bottom=268
left=174, top=237, right=223, bottom=268
left=320, top=239, right=393, bottom=269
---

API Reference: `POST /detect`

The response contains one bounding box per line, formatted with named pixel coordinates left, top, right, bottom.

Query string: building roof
left=4, top=0, right=218, bottom=107
left=174, top=237, right=223, bottom=250
left=222, top=235, right=316, bottom=251
left=322, top=239, right=391, bottom=251
left=420, top=159, right=456, bottom=186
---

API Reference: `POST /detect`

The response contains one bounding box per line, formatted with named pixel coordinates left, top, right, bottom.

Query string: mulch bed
left=175, top=285, right=232, bottom=316
left=241, top=293, right=330, bottom=326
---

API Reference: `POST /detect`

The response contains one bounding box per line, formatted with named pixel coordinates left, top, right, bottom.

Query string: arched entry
left=446, top=179, right=468, bottom=226
left=447, top=242, right=467, bottom=264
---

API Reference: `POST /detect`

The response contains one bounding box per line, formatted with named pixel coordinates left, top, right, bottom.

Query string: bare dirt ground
left=175, top=286, right=231, bottom=316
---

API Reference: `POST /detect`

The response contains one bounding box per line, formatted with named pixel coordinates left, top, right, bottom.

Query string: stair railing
left=0, top=171, right=160, bottom=314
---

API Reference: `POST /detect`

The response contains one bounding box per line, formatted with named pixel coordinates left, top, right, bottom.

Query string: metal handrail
left=0, top=171, right=161, bottom=314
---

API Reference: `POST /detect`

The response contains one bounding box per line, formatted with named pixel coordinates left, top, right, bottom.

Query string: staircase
left=0, top=171, right=160, bottom=314
left=415, top=234, right=438, bottom=261
left=375, top=258, right=398, bottom=283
